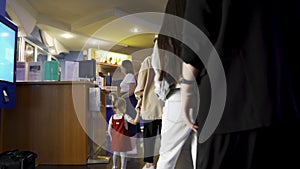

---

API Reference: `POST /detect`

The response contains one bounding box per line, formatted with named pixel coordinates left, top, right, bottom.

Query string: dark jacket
left=182, top=0, right=300, bottom=133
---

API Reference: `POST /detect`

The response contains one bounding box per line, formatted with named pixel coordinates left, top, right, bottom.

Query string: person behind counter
left=119, top=60, right=141, bottom=154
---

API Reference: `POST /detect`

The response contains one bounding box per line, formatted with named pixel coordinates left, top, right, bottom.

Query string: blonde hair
left=109, top=92, right=126, bottom=114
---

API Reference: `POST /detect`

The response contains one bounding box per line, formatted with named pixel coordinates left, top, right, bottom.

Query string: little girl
left=108, top=93, right=140, bottom=169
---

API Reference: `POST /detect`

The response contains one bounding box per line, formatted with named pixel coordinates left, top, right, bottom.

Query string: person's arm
left=134, top=57, right=151, bottom=111
left=128, top=111, right=140, bottom=125
left=181, top=62, right=199, bottom=132
left=135, top=99, right=142, bottom=112
left=128, top=83, right=136, bottom=96
left=107, top=118, right=113, bottom=140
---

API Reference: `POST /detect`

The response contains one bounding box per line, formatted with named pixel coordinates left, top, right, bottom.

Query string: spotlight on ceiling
left=61, top=33, right=73, bottom=39
left=130, top=27, right=140, bottom=33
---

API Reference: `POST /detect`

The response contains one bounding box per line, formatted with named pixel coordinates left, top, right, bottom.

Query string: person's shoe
left=142, top=164, right=155, bottom=169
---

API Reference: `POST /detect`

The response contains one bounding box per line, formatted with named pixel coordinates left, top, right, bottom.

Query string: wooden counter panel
left=1, top=82, right=93, bottom=165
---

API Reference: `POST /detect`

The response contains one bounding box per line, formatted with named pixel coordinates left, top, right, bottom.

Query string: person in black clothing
left=153, top=0, right=198, bottom=168
left=180, top=0, right=300, bottom=169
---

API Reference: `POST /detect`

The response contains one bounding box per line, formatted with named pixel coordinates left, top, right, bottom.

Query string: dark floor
left=36, top=158, right=144, bottom=169
left=35, top=148, right=192, bottom=169
left=35, top=133, right=194, bottom=169
left=36, top=135, right=158, bottom=169
left=36, top=155, right=156, bottom=169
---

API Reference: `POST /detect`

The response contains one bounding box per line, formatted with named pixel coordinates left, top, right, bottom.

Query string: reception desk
left=0, top=81, right=106, bottom=165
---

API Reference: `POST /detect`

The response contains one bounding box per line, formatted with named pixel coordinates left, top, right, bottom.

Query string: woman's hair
left=109, top=92, right=126, bottom=114
left=155, top=0, right=186, bottom=83
left=121, top=60, right=134, bottom=74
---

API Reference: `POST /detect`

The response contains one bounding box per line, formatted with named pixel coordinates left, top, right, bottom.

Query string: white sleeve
left=125, top=74, right=136, bottom=84
left=124, top=114, right=133, bottom=122
left=151, top=40, right=161, bottom=82
left=109, top=116, right=113, bottom=125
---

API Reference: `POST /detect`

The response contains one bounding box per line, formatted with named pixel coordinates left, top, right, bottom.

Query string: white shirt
left=120, top=73, right=136, bottom=93
left=109, top=114, right=133, bottom=130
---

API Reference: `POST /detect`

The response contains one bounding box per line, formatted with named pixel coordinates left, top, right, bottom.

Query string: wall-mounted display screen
left=0, top=15, right=18, bottom=83
left=0, top=15, right=18, bottom=108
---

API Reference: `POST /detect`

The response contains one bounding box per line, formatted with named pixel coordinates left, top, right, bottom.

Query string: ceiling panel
left=7, top=0, right=168, bottom=54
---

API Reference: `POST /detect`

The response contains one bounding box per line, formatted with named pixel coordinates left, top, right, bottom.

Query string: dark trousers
left=197, top=124, right=300, bottom=169
left=125, top=95, right=141, bottom=136
left=143, top=119, right=162, bottom=163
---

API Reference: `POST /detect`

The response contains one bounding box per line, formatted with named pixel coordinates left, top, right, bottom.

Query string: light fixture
left=130, top=27, right=140, bottom=33
left=49, top=47, right=56, bottom=54
left=61, top=33, right=73, bottom=39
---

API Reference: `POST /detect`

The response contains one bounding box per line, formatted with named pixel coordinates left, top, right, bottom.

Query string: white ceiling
left=6, top=0, right=168, bottom=54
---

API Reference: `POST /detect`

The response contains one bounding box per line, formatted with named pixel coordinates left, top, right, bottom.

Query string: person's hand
left=182, top=109, right=199, bottom=133
left=190, top=124, right=198, bottom=133
left=135, top=100, right=142, bottom=112
left=135, top=106, right=141, bottom=113
left=181, top=87, right=199, bottom=133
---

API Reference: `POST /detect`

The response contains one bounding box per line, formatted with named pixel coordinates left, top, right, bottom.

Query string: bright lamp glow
left=131, top=27, right=140, bottom=33
left=61, top=33, right=73, bottom=39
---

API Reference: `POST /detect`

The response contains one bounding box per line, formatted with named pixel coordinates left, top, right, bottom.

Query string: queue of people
left=106, top=0, right=300, bottom=169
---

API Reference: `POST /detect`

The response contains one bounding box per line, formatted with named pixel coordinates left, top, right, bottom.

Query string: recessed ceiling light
left=131, top=27, right=140, bottom=33
left=49, top=48, right=56, bottom=54
left=61, top=33, right=73, bottom=39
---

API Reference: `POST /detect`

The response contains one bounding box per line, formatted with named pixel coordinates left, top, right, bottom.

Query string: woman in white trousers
left=156, top=89, right=197, bottom=169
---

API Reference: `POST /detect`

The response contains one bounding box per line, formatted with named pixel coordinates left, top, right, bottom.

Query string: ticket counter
left=0, top=81, right=106, bottom=165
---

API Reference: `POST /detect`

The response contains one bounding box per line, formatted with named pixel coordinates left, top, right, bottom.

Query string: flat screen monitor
left=0, top=15, right=18, bottom=108
left=0, top=15, right=18, bottom=84
left=78, top=59, right=96, bottom=80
